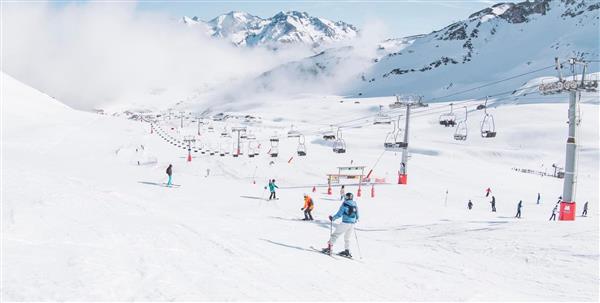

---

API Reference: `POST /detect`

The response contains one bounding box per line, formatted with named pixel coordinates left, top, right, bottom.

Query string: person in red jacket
left=301, top=194, right=314, bottom=221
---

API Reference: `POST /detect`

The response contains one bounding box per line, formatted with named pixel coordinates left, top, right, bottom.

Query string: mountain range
left=182, top=10, right=358, bottom=48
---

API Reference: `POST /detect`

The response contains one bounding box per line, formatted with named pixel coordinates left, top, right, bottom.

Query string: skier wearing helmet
left=322, top=192, right=359, bottom=258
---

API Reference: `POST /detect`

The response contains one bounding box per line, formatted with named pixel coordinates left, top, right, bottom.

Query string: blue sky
left=137, top=0, right=504, bottom=37
left=52, top=0, right=505, bottom=37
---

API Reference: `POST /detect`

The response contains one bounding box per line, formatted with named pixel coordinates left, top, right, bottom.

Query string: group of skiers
left=468, top=188, right=590, bottom=220
left=298, top=189, right=359, bottom=257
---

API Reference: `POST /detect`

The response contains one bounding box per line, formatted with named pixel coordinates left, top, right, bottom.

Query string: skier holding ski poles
left=322, top=192, right=359, bottom=258
left=301, top=194, right=314, bottom=221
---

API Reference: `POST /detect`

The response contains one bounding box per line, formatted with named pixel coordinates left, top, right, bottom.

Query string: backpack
left=343, top=202, right=356, bottom=217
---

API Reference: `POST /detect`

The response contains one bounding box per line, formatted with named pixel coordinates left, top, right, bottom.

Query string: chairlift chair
left=453, top=106, right=468, bottom=141
left=480, top=98, right=497, bottom=138
left=332, top=128, right=347, bottom=153
left=383, top=120, right=407, bottom=151
left=439, top=103, right=457, bottom=127
left=287, top=125, right=301, bottom=138
left=297, top=134, right=307, bottom=156
left=270, top=136, right=279, bottom=157
left=373, top=105, right=392, bottom=125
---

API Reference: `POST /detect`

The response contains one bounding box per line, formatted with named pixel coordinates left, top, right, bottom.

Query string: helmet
left=345, top=192, right=354, bottom=200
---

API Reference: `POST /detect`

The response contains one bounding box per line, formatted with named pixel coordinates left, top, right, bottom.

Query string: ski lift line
left=429, top=64, right=557, bottom=101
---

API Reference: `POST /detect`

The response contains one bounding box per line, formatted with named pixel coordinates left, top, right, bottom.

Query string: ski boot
left=321, top=247, right=331, bottom=255
left=338, top=249, right=352, bottom=258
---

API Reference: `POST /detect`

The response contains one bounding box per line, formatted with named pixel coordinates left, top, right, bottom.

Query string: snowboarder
left=268, top=179, right=279, bottom=200
left=490, top=196, right=496, bottom=212
left=485, top=187, right=492, bottom=198
left=301, top=194, right=314, bottom=221
left=322, top=192, right=359, bottom=258
left=340, top=185, right=346, bottom=201
left=468, top=200, right=473, bottom=210
left=515, top=200, right=523, bottom=218
left=549, top=203, right=558, bottom=221
left=537, top=193, right=541, bottom=204
left=166, top=164, right=173, bottom=187
left=582, top=201, right=588, bottom=217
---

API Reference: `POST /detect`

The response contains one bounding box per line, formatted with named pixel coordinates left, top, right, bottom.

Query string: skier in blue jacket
left=322, top=192, right=359, bottom=257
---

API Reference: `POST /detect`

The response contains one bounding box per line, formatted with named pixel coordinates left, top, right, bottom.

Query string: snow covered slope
left=182, top=10, right=358, bottom=48
left=2, top=71, right=598, bottom=300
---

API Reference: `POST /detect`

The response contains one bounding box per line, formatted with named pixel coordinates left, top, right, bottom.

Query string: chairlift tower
left=392, top=95, right=423, bottom=184
left=183, top=136, right=196, bottom=162
left=538, top=57, right=598, bottom=220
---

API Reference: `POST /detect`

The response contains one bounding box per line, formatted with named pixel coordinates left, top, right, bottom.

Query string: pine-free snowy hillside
left=182, top=10, right=358, bottom=48
left=2, top=71, right=598, bottom=300
left=354, top=0, right=600, bottom=99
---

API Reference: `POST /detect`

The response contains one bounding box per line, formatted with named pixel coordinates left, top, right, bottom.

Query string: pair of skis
left=309, top=246, right=358, bottom=261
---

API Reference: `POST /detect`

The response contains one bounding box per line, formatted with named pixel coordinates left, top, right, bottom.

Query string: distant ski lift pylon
left=373, top=105, right=392, bottom=125
left=480, top=97, right=497, bottom=138
left=453, top=106, right=468, bottom=141
left=297, top=134, right=307, bottom=156
left=439, top=103, right=457, bottom=127
left=332, top=128, right=346, bottom=153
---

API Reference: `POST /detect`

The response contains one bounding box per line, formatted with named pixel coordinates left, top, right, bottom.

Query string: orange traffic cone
left=187, top=151, right=192, bottom=162
left=371, top=184, right=375, bottom=198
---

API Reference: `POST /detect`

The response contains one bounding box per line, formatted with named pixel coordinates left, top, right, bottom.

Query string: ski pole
left=328, top=220, right=333, bottom=255
left=354, top=227, right=363, bottom=259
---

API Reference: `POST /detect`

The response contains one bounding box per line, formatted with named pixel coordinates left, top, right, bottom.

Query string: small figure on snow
left=205, top=168, right=210, bottom=178
left=301, top=194, right=314, bottom=221
left=582, top=201, right=588, bottom=217
left=515, top=200, right=523, bottom=218
left=468, top=200, right=473, bottom=210
left=537, top=193, right=541, bottom=205
left=490, top=196, right=496, bottom=212
left=166, top=164, right=173, bottom=187
left=267, top=179, right=279, bottom=200
left=340, top=185, right=346, bottom=201
left=322, top=192, right=359, bottom=258
left=485, top=187, right=492, bottom=198
left=549, top=203, right=559, bottom=221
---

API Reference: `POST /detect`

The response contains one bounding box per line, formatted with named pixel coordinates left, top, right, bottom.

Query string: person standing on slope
left=468, top=200, right=473, bottom=210
left=322, top=192, right=359, bottom=258
left=165, top=164, right=173, bottom=187
left=301, top=194, right=314, bottom=221
left=582, top=201, right=588, bottom=217
left=485, top=187, right=492, bottom=198
left=490, top=196, right=497, bottom=212
left=549, top=203, right=559, bottom=221
left=268, top=179, right=279, bottom=200
left=537, top=193, right=541, bottom=205
left=515, top=200, right=523, bottom=218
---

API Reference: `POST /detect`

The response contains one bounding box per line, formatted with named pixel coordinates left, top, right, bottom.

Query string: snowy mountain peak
left=183, top=10, right=359, bottom=47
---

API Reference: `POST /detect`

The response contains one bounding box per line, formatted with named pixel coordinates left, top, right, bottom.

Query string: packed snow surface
left=2, top=72, right=598, bottom=300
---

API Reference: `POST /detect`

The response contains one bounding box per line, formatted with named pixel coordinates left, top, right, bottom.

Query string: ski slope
left=2, top=71, right=599, bottom=301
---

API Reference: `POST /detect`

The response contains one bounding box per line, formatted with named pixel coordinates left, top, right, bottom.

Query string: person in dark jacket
left=537, top=193, right=541, bottom=204
left=468, top=200, right=473, bottom=210
left=490, top=196, right=496, bottom=212
left=166, top=164, right=173, bottom=187
left=549, top=203, right=558, bottom=221
left=582, top=201, right=588, bottom=217
left=515, top=200, right=523, bottom=218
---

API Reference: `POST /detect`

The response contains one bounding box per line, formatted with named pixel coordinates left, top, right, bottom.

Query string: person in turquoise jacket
left=322, top=192, right=359, bottom=257
left=267, top=179, right=279, bottom=200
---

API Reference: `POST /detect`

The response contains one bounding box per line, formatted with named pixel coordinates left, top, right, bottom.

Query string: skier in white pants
left=322, top=192, right=359, bottom=257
